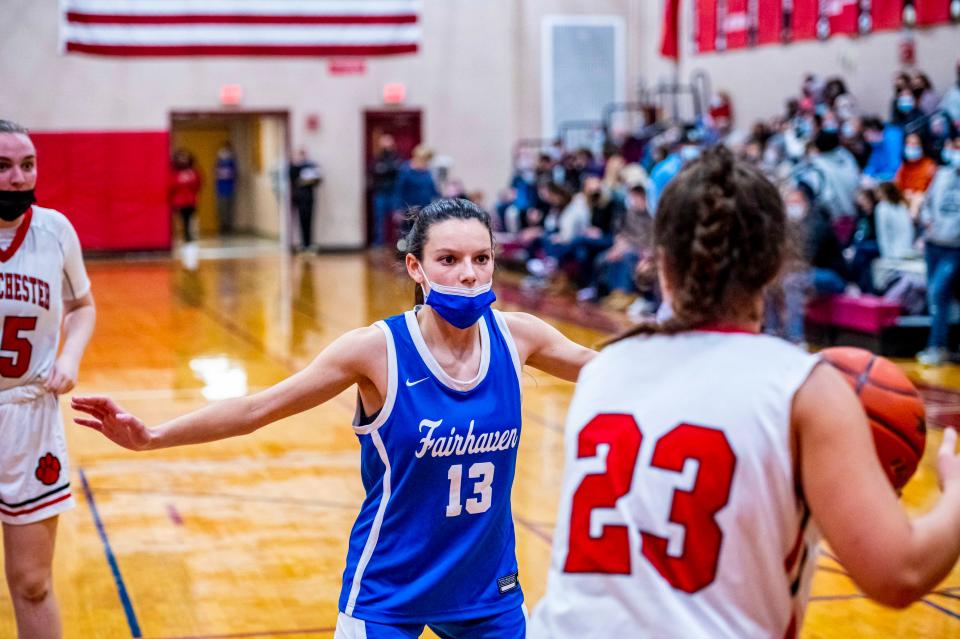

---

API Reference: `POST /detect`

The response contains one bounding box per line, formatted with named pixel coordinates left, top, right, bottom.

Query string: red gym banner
left=756, top=0, right=783, bottom=45
left=690, top=0, right=954, bottom=55
left=661, top=0, right=682, bottom=60
left=872, top=0, right=904, bottom=30
left=31, top=131, right=171, bottom=251
left=722, top=0, right=751, bottom=50
left=828, top=0, right=860, bottom=37
left=789, top=0, right=819, bottom=42
left=695, top=0, right=719, bottom=53
left=915, top=0, right=951, bottom=25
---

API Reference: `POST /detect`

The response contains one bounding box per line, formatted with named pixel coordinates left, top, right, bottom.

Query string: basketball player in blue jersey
left=73, top=198, right=596, bottom=638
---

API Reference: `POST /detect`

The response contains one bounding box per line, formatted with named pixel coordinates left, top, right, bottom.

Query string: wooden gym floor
left=1, top=247, right=958, bottom=638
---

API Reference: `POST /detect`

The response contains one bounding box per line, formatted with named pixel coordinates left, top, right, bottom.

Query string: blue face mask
left=945, top=148, right=960, bottom=168
left=680, top=145, right=701, bottom=162
left=904, top=145, right=923, bottom=162
left=897, top=96, right=915, bottom=113
left=420, top=268, right=497, bottom=329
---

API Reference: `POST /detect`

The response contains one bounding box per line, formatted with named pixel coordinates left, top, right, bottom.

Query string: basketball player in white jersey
left=0, top=120, right=96, bottom=639
left=529, top=146, right=960, bottom=638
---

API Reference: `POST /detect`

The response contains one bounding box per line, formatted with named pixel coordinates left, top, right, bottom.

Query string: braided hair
left=614, top=145, right=786, bottom=341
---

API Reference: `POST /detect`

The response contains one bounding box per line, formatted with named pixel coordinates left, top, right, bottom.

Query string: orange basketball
left=821, top=347, right=926, bottom=491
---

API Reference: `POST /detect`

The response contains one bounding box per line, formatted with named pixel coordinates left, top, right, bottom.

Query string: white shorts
left=0, top=389, right=75, bottom=525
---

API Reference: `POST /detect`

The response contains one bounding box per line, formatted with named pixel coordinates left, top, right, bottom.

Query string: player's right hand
left=937, top=428, right=960, bottom=493
left=71, top=396, right=153, bottom=452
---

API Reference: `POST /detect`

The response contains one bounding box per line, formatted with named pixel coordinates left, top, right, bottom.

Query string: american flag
left=60, top=0, right=421, bottom=57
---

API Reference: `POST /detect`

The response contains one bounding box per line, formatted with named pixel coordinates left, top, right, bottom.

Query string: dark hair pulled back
left=0, top=120, right=30, bottom=135
left=404, top=198, right=494, bottom=304
left=614, top=145, right=786, bottom=342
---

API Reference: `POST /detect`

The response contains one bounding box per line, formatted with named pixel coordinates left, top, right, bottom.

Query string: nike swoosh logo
left=406, top=377, right=430, bottom=387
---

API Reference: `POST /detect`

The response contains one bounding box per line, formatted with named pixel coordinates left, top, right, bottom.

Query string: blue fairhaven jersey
left=338, top=307, right=524, bottom=624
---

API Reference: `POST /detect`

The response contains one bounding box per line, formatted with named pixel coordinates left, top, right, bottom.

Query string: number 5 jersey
left=0, top=206, right=90, bottom=398
left=339, top=307, right=524, bottom=624
left=529, top=329, right=820, bottom=639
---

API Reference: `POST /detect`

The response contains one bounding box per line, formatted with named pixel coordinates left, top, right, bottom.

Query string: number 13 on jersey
left=446, top=462, right=494, bottom=517
left=563, top=414, right=737, bottom=594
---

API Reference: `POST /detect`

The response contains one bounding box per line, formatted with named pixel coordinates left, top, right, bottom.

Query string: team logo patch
left=497, top=571, right=519, bottom=595
left=35, top=453, right=61, bottom=486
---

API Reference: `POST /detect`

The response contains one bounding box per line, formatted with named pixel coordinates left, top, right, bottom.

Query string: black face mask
left=0, top=189, right=36, bottom=222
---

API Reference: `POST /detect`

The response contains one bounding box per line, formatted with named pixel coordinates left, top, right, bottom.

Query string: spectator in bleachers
left=524, top=182, right=589, bottom=285
left=824, top=77, right=858, bottom=119
left=596, top=184, right=653, bottom=312
left=840, top=116, right=871, bottom=169
left=369, top=134, right=402, bottom=247
left=806, top=127, right=860, bottom=220
left=648, top=129, right=701, bottom=214
left=913, top=71, right=941, bottom=116
left=847, top=187, right=880, bottom=293
left=774, top=183, right=849, bottom=345
left=892, top=86, right=926, bottom=129
left=940, top=61, right=960, bottom=128
left=875, top=182, right=917, bottom=260
left=895, top=133, right=938, bottom=196
left=929, top=111, right=958, bottom=165
left=571, top=174, right=623, bottom=300
left=862, top=117, right=903, bottom=181
left=601, top=154, right=627, bottom=198
left=918, top=132, right=960, bottom=365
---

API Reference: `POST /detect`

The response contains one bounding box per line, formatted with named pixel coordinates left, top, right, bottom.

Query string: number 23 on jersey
left=563, top=413, right=737, bottom=594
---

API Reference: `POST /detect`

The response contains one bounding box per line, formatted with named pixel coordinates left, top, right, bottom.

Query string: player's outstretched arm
left=795, top=363, right=960, bottom=608
left=72, top=325, right=386, bottom=451
left=503, top=312, right=596, bottom=382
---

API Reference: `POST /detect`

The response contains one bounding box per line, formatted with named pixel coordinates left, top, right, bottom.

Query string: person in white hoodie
left=875, top=182, right=917, bottom=260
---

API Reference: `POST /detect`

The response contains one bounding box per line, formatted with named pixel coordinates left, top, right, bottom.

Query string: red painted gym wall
left=31, top=131, right=170, bottom=251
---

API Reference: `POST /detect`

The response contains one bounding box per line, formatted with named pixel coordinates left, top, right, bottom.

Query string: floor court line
left=921, top=598, right=960, bottom=621
left=79, top=468, right=143, bottom=638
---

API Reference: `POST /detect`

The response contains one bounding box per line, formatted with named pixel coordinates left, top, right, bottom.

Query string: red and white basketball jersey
left=0, top=206, right=90, bottom=395
left=529, top=330, right=821, bottom=639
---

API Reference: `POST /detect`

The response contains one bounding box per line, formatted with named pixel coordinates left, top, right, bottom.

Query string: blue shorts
left=335, top=605, right=527, bottom=639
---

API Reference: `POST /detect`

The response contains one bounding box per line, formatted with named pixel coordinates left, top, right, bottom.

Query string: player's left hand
left=45, top=356, right=79, bottom=394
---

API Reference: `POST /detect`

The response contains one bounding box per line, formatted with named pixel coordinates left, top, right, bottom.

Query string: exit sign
left=329, top=59, right=367, bottom=75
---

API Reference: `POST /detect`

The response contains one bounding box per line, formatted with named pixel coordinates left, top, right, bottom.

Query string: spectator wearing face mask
left=895, top=133, right=938, bottom=196
left=840, top=116, right=871, bottom=169
left=767, top=184, right=849, bottom=345
left=648, top=129, right=700, bottom=214
left=570, top=174, right=624, bottom=300
left=892, top=88, right=925, bottom=129
left=928, top=112, right=959, bottom=166
left=917, top=134, right=960, bottom=365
